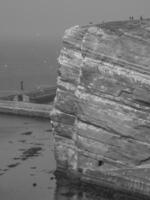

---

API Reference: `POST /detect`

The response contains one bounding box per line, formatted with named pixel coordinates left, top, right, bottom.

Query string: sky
left=0, top=0, right=150, bottom=40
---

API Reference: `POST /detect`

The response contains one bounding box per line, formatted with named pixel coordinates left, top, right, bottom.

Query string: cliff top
left=89, top=18, right=150, bottom=39
left=63, top=18, right=150, bottom=75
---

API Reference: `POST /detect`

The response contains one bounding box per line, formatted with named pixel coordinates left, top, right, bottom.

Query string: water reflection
left=54, top=173, right=145, bottom=200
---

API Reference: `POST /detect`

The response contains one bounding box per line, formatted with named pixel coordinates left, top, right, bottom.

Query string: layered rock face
left=51, top=19, right=150, bottom=196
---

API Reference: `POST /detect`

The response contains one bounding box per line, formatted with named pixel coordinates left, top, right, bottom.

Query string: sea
left=0, top=39, right=58, bottom=97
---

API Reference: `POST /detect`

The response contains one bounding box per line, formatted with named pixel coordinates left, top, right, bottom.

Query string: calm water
left=0, top=114, right=143, bottom=200
left=0, top=39, right=58, bottom=96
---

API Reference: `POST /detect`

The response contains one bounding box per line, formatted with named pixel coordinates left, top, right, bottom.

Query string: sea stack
left=51, top=19, right=150, bottom=197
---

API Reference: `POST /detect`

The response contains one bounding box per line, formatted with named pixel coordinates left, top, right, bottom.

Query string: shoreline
left=0, top=115, right=56, bottom=200
left=0, top=86, right=56, bottom=104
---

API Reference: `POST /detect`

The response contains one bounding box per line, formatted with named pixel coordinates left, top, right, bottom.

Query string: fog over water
left=0, top=39, right=58, bottom=94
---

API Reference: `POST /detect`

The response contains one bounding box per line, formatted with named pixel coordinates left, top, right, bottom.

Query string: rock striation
left=51, top=19, right=150, bottom=197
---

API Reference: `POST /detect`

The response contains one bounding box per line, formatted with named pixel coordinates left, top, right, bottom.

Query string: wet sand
left=0, top=114, right=56, bottom=200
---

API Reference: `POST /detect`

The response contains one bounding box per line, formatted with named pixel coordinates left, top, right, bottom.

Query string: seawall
left=0, top=86, right=56, bottom=104
left=0, top=100, right=52, bottom=118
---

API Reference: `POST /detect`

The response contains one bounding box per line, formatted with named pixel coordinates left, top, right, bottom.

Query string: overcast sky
left=0, top=0, right=149, bottom=40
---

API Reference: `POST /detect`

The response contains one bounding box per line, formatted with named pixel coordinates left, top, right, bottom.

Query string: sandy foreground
left=0, top=114, right=56, bottom=200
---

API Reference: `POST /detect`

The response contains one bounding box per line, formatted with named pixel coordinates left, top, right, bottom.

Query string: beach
left=0, top=114, right=56, bottom=200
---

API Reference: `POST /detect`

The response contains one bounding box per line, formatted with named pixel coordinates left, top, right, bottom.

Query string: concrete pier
left=0, top=100, right=52, bottom=118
